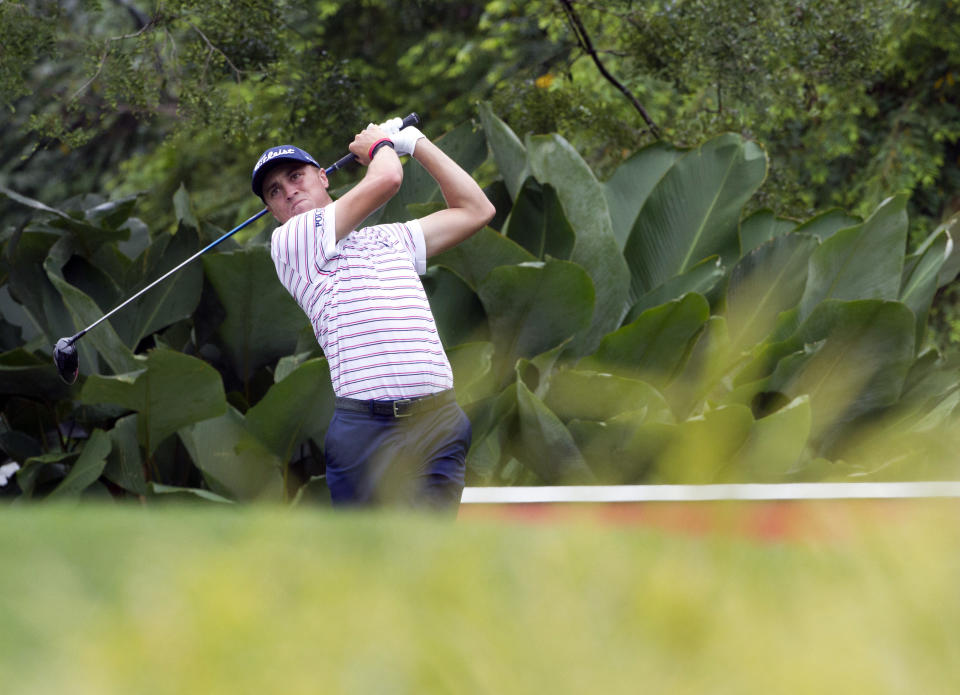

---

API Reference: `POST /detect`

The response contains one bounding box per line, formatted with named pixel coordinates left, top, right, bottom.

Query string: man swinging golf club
left=251, top=118, right=495, bottom=510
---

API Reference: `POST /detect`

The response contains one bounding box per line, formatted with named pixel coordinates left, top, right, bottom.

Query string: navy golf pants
left=323, top=400, right=471, bottom=511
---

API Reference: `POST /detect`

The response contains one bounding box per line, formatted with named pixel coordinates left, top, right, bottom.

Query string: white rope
left=461, top=482, right=960, bottom=504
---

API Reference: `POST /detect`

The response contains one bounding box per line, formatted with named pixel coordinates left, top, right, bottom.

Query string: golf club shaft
left=66, top=113, right=421, bottom=346
left=65, top=207, right=270, bottom=345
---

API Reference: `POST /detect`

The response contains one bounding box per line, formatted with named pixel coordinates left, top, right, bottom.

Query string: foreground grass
left=1, top=502, right=959, bottom=694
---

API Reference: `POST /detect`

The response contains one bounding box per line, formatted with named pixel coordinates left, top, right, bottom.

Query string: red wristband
left=368, top=138, right=395, bottom=160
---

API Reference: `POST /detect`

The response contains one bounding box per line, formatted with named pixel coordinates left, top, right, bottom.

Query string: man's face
left=262, top=162, right=331, bottom=224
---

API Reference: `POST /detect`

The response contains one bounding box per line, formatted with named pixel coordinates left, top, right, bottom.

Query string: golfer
left=251, top=119, right=495, bottom=510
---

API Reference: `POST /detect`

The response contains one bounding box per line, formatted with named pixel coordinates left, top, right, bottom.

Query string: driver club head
left=53, top=337, right=79, bottom=385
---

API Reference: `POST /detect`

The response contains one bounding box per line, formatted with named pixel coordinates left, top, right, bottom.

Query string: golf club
left=53, top=112, right=421, bottom=384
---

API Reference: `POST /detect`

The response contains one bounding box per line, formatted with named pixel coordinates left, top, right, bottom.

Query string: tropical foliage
left=6, top=2, right=958, bottom=231
left=2, top=104, right=959, bottom=501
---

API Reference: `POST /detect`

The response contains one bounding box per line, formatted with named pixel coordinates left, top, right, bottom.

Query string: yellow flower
left=535, top=73, right=554, bottom=89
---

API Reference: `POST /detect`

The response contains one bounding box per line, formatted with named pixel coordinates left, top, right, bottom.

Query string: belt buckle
left=392, top=398, right=413, bottom=418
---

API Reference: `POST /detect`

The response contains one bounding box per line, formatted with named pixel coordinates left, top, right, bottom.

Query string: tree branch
left=575, top=0, right=647, bottom=32
left=558, top=0, right=661, bottom=138
left=110, top=0, right=149, bottom=30
left=190, top=22, right=243, bottom=83
left=70, top=15, right=157, bottom=101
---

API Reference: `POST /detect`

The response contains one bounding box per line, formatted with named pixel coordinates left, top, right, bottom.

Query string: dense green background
left=2, top=1, right=960, bottom=502
left=3, top=2, right=958, bottom=232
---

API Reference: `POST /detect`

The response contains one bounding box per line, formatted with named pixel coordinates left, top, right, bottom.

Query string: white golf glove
left=377, top=116, right=425, bottom=157
left=377, top=117, right=403, bottom=135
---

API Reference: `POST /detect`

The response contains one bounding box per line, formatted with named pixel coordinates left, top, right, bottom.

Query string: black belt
left=334, top=389, right=456, bottom=418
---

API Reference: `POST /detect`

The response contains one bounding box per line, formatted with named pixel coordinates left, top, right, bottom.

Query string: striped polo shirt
left=269, top=201, right=453, bottom=400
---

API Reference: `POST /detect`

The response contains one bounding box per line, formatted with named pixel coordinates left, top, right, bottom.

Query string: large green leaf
left=654, top=405, right=755, bottom=484
left=799, top=195, right=908, bottom=319
left=57, top=254, right=122, bottom=318
left=515, top=379, right=594, bottom=484
left=502, top=179, right=575, bottom=260
left=47, top=429, right=112, bottom=500
left=621, top=421, right=678, bottom=480
left=725, top=233, right=819, bottom=353
left=767, top=300, right=916, bottom=434
left=17, top=451, right=74, bottom=498
left=603, top=142, right=685, bottom=250
left=793, top=208, right=860, bottom=242
left=1, top=185, right=82, bottom=224
left=0, top=185, right=129, bottom=247
left=0, top=286, right=34, bottom=346
left=626, top=256, right=725, bottom=323
left=422, top=266, right=488, bottom=347
left=526, top=134, right=631, bottom=354
left=45, top=252, right=140, bottom=375
left=898, top=348, right=955, bottom=413
left=0, top=349, right=72, bottom=400
left=477, top=259, right=594, bottom=385
left=202, top=246, right=310, bottom=382
left=568, top=410, right=656, bottom=482
left=179, top=406, right=283, bottom=501
left=245, top=357, right=333, bottom=462
left=83, top=194, right=141, bottom=232
left=465, top=384, right=518, bottom=483
left=430, top=227, right=535, bottom=289
left=173, top=185, right=200, bottom=230
left=663, top=315, right=732, bottom=419
left=623, top=133, right=767, bottom=299
left=7, top=231, right=78, bottom=347
left=113, top=226, right=203, bottom=347
left=578, top=293, right=710, bottom=388
left=515, top=340, right=570, bottom=400
left=734, top=395, right=812, bottom=481
left=447, top=341, right=496, bottom=406
left=0, top=318, right=22, bottom=353
left=0, top=417, right=41, bottom=464
left=479, top=102, right=530, bottom=200
left=935, top=212, right=960, bottom=287
left=80, top=347, right=227, bottom=453
left=103, top=414, right=147, bottom=496
left=543, top=369, right=674, bottom=424
left=900, top=229, right=951, bottom=346
left=149, top=483, right=233, bottom=503
left=739, top=209, right=798, bottom=254
left=117, top=217, right=151, bottom=260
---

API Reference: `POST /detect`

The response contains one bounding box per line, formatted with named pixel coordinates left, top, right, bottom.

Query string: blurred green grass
left=1, top=502, right=959, bottom=694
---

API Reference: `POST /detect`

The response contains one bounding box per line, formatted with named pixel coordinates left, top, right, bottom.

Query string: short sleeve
left=322, top=202, right=338, bottom=263
left=404, top=218, right=427, bottom=275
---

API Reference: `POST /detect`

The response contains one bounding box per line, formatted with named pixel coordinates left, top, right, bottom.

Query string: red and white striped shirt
left=270, top=201, right=453, bottom=400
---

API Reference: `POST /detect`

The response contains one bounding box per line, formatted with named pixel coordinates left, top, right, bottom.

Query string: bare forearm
left=413, top=138, right=496, bottom=256
left=335, top=135, right=403, bottom=239
left=414, top=139, right=491, bottom=216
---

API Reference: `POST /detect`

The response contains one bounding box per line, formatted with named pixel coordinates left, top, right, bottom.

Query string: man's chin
left=291, top=201, right=314, bottom=215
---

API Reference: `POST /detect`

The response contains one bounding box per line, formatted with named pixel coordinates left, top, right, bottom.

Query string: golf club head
left=53, top=337, right=79, bottom=385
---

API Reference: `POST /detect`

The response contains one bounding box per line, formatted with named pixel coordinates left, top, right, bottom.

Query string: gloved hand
left=377, top=116, right=425, bottom=157
left=377, top=117, right=403, bottom=135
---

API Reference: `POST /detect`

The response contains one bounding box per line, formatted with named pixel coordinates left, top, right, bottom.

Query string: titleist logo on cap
left=255, top=148, right=296, bottom=171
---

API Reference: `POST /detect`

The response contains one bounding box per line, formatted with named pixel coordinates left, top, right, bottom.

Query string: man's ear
left=265, top=202, right=282, bottom=224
